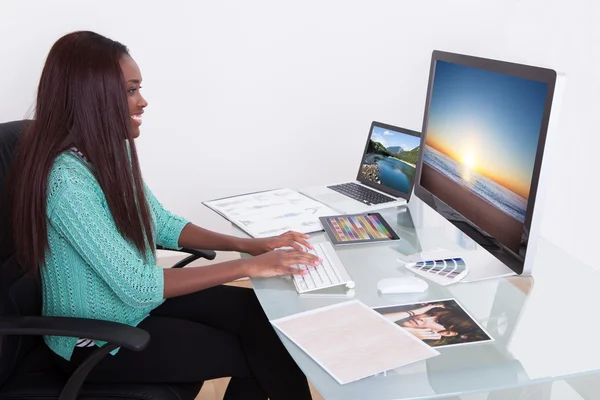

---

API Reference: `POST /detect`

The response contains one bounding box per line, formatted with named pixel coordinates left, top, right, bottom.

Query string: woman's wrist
left=237, top=257, right=254, bottom=277
left=233, top=237, right=255, bottom=254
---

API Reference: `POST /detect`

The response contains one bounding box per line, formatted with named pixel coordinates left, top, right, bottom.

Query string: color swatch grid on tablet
left=326, top=215, right=392, bottom=242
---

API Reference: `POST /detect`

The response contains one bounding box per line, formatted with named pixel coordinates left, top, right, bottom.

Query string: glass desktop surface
left=230, top=198, right=600, bottom=399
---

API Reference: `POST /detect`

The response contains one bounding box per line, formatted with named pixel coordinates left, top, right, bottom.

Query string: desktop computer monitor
left=414, top=50, right=559, bottom=276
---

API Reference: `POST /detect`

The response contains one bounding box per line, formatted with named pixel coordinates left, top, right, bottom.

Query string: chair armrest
left=156, top=245, right=217, bottom=268
left=179, top=247, right=217, bottom=261
left=0, top=316, right=150, bottom=351
left=0, top=316, right=149, bottom=400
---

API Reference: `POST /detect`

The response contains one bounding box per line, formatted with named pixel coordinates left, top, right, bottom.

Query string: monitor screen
left=414, top=51, right=556, bottom=274
left=357, top=122, right=421, bottom=198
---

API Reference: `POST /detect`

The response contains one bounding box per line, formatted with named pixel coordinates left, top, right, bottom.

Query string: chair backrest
left=0, top=120, right=42, bottom=387
left=0, top=120, right=23, bottom=264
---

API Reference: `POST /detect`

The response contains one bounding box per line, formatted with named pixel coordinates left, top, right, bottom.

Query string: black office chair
left=0, top=120, right=217, bottom=400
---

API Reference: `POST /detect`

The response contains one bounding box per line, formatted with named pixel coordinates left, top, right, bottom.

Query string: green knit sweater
left=42, top=152, right=189, bottom=361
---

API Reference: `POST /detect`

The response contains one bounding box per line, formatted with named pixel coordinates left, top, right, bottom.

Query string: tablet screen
left=320, top=213, right=400, bottom=245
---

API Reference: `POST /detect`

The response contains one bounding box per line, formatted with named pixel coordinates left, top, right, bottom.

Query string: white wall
left=1, top=0, right=598, bottom=268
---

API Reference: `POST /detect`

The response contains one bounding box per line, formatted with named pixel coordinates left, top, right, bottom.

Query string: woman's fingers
left=295, top=238, right=313, bottom=250
left=288, top=251, right=321, bottom=266
left=284, top=230, right=311, bottom=240
left=287, top=241, right=304, bottom=252
left=284, top=231, right=314, bottom=250
left=281, top=249, right=319, bottom=264
left=287, top=266, right=309, bottom=276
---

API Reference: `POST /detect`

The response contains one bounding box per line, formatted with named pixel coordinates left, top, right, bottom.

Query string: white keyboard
left=290, top=242, right=355, bottom=293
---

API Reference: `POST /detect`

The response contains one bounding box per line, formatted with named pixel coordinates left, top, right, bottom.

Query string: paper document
left=270, top=300, right=439, bottom=385
left=203, top=188, right=337, bottom=238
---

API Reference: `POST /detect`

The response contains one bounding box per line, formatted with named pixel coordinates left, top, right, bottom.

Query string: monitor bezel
left=413, top=50, right=557, bottom=275
left=355, top=121, right=421, bottom=200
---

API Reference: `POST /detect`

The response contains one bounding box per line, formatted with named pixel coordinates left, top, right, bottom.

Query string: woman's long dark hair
left=9, top=31, right=154, bottom=274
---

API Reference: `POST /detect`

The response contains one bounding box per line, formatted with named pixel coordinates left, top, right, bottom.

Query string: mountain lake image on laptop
left=360, top=124, right=420, bottom=193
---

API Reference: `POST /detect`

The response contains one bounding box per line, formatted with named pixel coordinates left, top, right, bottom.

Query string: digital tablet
left=319, top=213, right=400, bottom=245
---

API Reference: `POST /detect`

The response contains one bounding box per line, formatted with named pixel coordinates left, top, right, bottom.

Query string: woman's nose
left=138, top=94, right=148, bottom=108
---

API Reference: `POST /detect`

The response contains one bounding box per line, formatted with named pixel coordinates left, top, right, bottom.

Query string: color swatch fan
left=404, top=258, right=469, bottom=285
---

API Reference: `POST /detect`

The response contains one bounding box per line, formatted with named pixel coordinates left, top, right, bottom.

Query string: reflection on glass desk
left=227, top=196, right=600, bottom=399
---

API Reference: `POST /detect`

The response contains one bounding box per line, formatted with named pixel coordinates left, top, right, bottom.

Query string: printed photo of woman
left=374, top=299, right=493, bottom=348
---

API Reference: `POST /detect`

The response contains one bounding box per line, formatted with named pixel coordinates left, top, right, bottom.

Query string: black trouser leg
left=53, top=285, right=311, bottom=400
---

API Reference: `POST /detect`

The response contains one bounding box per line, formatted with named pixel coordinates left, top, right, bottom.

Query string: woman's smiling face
left=120, top=55, right=147, bottom=138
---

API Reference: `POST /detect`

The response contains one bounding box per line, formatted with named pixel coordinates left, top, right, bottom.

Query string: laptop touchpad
left=318, top=192, right=348, bottom=203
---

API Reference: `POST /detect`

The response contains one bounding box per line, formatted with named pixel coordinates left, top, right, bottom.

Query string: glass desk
left=229, top=197, right=600, bottom=399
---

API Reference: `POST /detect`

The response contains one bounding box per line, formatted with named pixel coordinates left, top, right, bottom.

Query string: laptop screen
left=356, top=122, right=421, bottom=198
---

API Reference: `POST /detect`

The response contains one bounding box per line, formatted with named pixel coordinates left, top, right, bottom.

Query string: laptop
left=300, top=121, right=421, bottom=214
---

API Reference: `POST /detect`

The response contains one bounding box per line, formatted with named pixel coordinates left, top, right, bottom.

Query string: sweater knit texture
left=42, top=152, right=189, bottom=360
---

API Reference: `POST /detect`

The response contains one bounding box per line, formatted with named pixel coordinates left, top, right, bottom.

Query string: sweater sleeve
left=144, top=184, right=189, bottom=250
left=48, top=181, right=165, bottom=308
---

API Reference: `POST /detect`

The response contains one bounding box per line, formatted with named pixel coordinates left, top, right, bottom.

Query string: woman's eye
left=127, top=85, right=142, bottom=94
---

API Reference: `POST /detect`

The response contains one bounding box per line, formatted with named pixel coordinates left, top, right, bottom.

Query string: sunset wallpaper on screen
left=421, top=60, right=548, bottom=252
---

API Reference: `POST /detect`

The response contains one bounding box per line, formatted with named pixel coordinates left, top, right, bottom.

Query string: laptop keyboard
left=327, top=182, right=395, bottom=205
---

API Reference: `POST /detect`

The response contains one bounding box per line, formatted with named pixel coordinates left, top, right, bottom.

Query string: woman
left=383, top=303, right=479, bottom=345
left=9, top=31, right=319, bottom=400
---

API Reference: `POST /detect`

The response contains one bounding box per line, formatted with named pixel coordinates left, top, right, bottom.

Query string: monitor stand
left=396, top=245, right=516, bottom=282
left=396, top=227, right=517, bottom=283
left=450, top=220, right=500, bottom=251
left=401, top=200, right=524, bottom=282
left=448, top=221, right=521, bottom=281
left=460, top=250, right=516, bottom=282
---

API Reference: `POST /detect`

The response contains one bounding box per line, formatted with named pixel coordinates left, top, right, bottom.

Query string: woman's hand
left=243, top=249, right=322, bottom=278
left=403, top=327, right=442, bottom=341
left=242, top=230, right=313, bottom=256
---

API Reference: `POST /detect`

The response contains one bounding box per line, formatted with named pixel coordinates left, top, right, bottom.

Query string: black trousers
left=54, top=285, right=312, bottom=400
